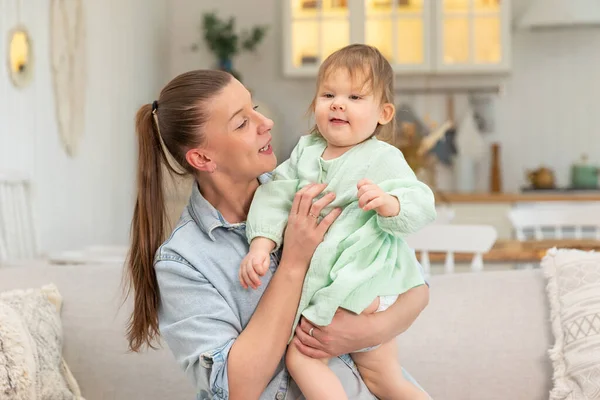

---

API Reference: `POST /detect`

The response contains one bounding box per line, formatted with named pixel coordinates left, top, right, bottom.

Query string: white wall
left=0, top=0, right=168, bottom=253
left=168, top=0, right=317, bottom=161
left=167, top=0, right=600, bottom=192
left=495, top=24, right=600, bottom=191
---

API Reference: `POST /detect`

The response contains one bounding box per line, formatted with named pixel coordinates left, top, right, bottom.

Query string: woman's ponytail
left=126, top=103, right=167, bottom=352
left=123, top=69, right=233, bottom=352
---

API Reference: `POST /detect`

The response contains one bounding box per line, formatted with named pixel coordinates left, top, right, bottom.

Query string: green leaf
left=200, top=12, right=269, bottom=65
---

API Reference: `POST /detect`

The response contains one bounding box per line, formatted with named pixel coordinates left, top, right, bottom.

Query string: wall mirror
left=7, top=27, right=34, bottom=88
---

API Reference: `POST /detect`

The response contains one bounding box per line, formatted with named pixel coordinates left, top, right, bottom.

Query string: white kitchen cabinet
left=435, top=0, right=511, bottom=73
left=283, top=0, right=511, bottom=77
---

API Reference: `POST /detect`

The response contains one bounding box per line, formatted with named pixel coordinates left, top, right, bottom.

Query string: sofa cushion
left=0, top=263, right=194, bottom=400
left=397, top=269, right=553, bottom=400
left=543, top=248, right=600, bottom=400
left=0, top=284, right=83, bottom=400
left=0, top=297, right=36, bottom=399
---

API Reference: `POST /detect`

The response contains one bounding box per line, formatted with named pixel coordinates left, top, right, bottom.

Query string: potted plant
left=192, top=12, right=268, bottom=81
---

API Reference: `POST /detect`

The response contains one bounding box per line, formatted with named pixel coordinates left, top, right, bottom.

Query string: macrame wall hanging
left=50, top=0, right=86, bottom=157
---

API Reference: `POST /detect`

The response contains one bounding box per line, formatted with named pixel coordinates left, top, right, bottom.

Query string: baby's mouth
left=330, top=118, right=349, bottom=124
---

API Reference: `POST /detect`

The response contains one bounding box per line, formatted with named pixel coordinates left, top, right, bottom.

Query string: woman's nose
left=258, top=114, right=273, bottom=134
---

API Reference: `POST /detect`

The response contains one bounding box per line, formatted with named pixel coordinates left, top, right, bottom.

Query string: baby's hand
left=357, top=178, right=400, bottom=217
left=239, top=249, right=271, bottom=290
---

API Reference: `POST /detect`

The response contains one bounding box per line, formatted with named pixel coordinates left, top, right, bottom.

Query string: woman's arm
left=227, top=183, right=341, bottom=399
left=292, top=283, right=429, bottom=359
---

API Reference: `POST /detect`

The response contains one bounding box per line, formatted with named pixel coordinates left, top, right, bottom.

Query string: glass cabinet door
left=364, top=0, right=430, bottom=72
left=283, top=0, right=510, bottom=76
left=287, top=0, right=351, bottom=75
left=473, top=0, right=502, bottom=64
left=438, top=0, right=507, bottom=71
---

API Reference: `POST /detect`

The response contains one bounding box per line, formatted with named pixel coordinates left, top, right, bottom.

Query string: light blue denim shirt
left=155, top=174, right=426, bottom=400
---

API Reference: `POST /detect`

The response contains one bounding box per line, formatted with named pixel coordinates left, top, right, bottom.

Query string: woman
left=125, top=69, right=430, bottom=399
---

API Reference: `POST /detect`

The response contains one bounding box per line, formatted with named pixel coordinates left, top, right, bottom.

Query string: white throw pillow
left=543, top=248, right=600, bottom=400
left=0, top=284, right=84, bottom=400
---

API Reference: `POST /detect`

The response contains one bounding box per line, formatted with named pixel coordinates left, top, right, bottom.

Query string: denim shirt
left=155, top=174, right=379, bottom=400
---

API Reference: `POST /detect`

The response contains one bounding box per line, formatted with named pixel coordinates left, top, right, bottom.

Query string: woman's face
left=200, top=78, right=276, bottom=181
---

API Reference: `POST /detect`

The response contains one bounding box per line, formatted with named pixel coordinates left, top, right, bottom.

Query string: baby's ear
left=378, top=103, right=395, bottom=125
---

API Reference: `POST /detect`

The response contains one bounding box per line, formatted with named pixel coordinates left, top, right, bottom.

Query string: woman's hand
left=292, top=310, right=377, bottom=359
left=293, top=285, right=430, bottom=358
left=281, top=183, right=341, bottom=270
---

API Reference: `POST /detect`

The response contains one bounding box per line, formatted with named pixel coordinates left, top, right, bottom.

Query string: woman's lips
left=259, top=144, right=273, bottom=154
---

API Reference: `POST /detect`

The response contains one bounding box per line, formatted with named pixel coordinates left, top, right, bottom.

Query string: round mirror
left=7, top=27, right=34, bottom=88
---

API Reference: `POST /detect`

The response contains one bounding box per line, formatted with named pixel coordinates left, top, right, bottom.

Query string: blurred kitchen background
left=1, top=0, right=600, bottom=270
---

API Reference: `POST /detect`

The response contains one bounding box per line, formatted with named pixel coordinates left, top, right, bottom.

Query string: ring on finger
left=309, top=327, right=315, bottom=337
left=308, top=212, right=318, bottom=219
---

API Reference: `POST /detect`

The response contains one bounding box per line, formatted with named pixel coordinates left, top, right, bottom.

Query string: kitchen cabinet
left=283, top=0, right=511, bottom=77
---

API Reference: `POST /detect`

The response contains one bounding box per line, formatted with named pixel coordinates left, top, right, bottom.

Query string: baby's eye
left=350, top=95, right=361, bottom=100
left=323, top=93, right=334, bottom=98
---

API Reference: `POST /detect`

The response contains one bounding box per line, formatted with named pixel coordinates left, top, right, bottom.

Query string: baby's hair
left=308, top=44, right=395, bottom=140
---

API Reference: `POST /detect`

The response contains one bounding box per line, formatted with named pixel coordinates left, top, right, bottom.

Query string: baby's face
left=314, top=68, right=388, bottom=153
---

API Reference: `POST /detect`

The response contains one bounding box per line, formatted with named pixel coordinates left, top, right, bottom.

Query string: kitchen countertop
left=418, top=239, right=600, bottom=264
left=435, top=192, right=600, bottom=204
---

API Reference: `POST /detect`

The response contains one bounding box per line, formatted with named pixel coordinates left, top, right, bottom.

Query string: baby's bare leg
left=351, top=340, right=428, bottom=400
left=286, top=338, right=347, bottom=400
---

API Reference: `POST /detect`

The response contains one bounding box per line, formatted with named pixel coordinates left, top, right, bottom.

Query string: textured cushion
left=0, top=284, right=83, bottom=400
left=543, top=248, right=600, bottom=399
left=0, top=299, right=36, bottom=400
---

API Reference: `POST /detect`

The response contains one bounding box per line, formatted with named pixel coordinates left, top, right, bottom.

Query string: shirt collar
left=188, top=173, right=272, bottom=241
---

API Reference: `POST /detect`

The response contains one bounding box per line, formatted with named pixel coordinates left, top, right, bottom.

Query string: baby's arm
left=239, top=237, right=277, bottom=289
left=365, top=145, right=437, bottom=237
left=357, top=178, right=400, bottom=217
left=242, top=136, right=315, bottom=288
left=246, top=137, right=308, bottom=250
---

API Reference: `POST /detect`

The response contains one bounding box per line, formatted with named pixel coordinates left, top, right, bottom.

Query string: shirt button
left=275, top=392, right=285, bottom=400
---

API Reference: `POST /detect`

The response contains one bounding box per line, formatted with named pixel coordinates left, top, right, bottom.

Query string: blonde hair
left=308, top=44, right=395, bottom=140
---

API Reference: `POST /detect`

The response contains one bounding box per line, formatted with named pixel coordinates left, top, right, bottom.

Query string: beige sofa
left=0, top=264, right=553, bottom=400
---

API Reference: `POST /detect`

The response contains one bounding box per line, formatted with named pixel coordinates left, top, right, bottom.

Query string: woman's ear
left=186, top=148, right=217, bottom=173
left=378, top=103, right=396, bottom=125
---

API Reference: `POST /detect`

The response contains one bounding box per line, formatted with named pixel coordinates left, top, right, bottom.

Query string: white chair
left=508, top=205, right=600, bottom=241
left=0, top=227, right=7, bottom=262
left=405, top=224, right=498, bottom=276
left=434, top=205, right=456, bottom=224
left=0, top=172, right=37, bottom=264
left=0, top=171, right=128, bottom=267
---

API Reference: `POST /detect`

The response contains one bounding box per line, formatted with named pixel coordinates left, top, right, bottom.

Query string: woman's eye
left=253, top=105, right=259, bottom=110
left=237, top=119, right=248, bottom=130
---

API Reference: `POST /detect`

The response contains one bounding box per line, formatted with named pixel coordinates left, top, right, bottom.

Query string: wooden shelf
left=435, top=192, right=600, bottom=204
